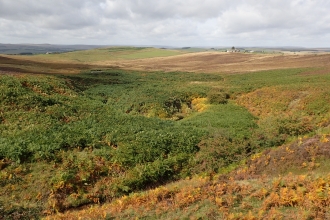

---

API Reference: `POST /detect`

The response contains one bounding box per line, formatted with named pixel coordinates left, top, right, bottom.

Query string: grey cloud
left=0, top=0, right=330, bottom=46
left=101, top=0, right=232, bottom=20
left=0, top=0, right=104, bottom=29
left=218, top=0, right=330, bottom=36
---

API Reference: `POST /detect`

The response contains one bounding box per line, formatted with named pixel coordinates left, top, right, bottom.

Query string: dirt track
left=96, top=52, right=330, bottom=73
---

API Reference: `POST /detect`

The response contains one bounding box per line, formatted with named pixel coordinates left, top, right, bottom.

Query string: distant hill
left=0, top=43, right=108, bottom=55
left=1, top=44, right=329, bottom=55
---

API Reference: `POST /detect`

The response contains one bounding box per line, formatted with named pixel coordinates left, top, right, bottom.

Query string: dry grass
left=2, top=51, right=330, bottom=75
left=94, top=52, right=330, bottom=73
left=0, top=55, right=103, bottom=75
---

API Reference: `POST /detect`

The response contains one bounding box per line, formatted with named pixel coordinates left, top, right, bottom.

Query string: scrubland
left=1, top=47, right=330, bottom=219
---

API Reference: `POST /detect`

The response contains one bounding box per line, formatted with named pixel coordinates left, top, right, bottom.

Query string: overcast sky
left=0, top=0, right=330, bottom=47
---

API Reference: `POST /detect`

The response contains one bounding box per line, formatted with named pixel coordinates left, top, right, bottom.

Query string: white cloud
left=0, top=0, right=330, bottom=46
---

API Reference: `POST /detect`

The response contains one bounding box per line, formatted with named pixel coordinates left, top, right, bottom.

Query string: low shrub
left=207, top=89, right=230, bottom=104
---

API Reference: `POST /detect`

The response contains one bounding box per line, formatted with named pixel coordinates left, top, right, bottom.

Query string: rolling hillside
left=1, top=47, right=330, bottom=219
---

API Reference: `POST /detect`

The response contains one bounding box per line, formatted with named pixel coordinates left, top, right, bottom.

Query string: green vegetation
left=1, top=50, right=330, bottom=219
left=34, top=47, right=186, bottom=63
left=56, top=134, right=330, bottom=219
left=1, top=68, right=250, bottom=216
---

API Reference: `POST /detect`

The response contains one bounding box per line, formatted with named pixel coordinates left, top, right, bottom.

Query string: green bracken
left=1, top=53, right=330, bottom=218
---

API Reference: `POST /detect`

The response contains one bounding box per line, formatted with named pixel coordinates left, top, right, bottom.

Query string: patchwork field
left=6, top=47, right=330, bottom=74
left=96, top=51, right=330, bottom=73
left=1, top=47, right=330, bottom=219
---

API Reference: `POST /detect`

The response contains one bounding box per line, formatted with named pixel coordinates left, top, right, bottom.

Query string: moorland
left=1, top=47, right=330, bottom=219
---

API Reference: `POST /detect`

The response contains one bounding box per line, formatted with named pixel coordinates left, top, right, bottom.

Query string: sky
left=0, top=0, right=330, bottom=47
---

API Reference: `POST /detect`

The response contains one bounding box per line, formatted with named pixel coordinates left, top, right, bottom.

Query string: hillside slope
left=48, top=134, right=330, bottom=219
left=1, top=49, right=330, bottom=219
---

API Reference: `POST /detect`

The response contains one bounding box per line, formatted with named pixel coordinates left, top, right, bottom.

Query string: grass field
left=32, top=47, right=187, bottom=63
left=1, top=48, right=330, bottom=219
